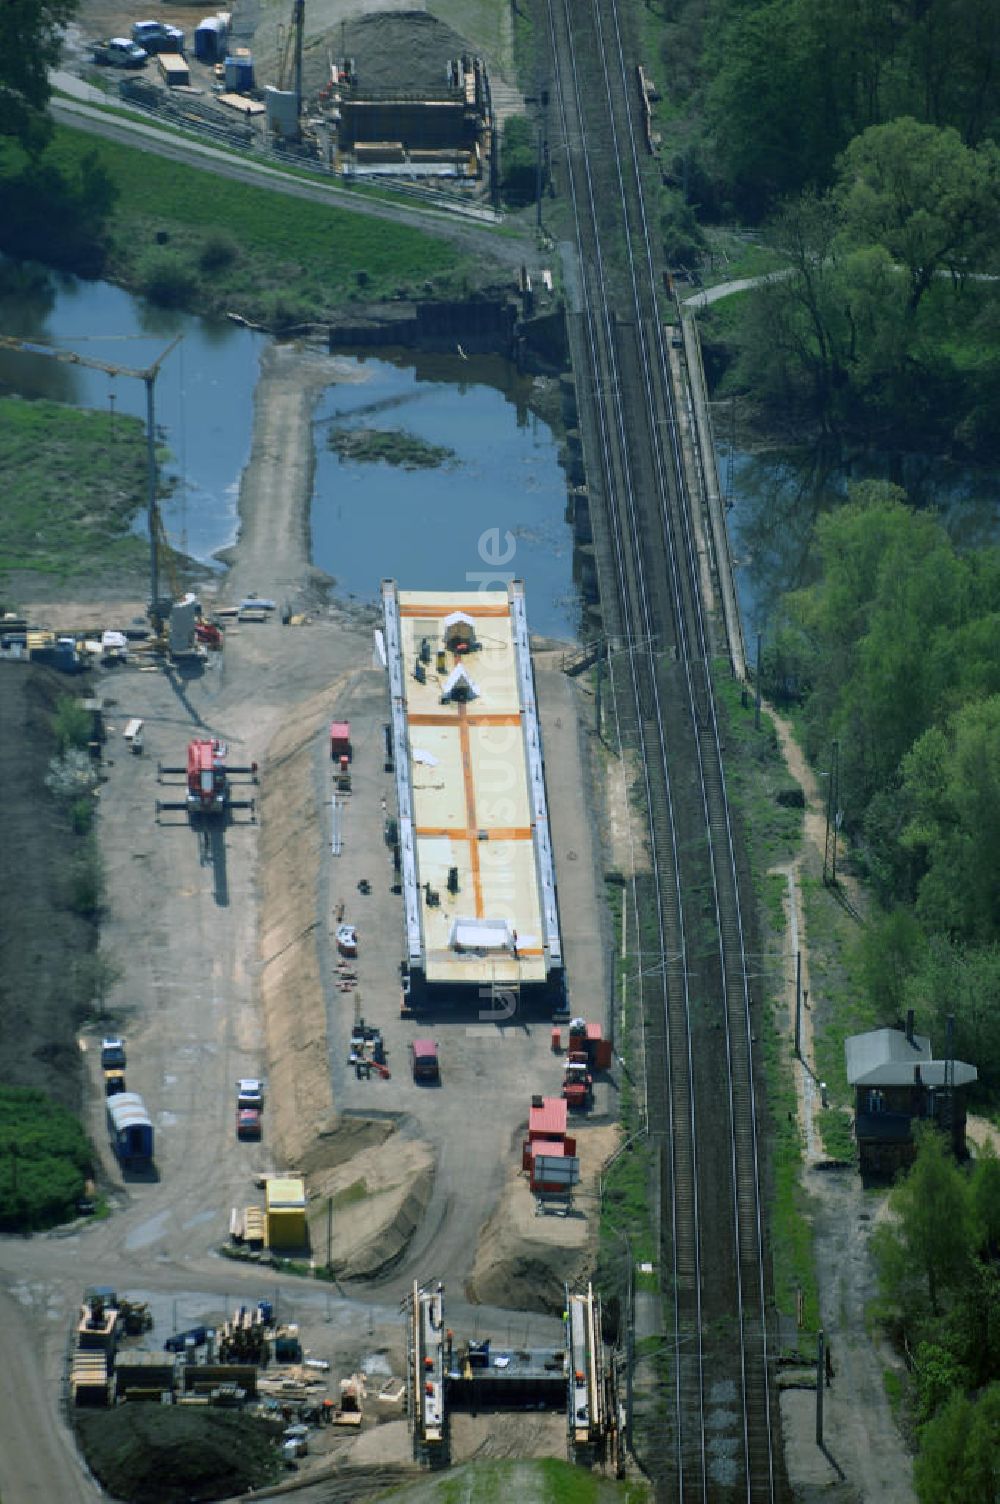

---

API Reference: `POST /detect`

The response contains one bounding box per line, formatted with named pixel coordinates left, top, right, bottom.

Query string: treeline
left=650, top=3, right=1000, bottom=453
left=765, top=483, right=1000, bottom=1091
left=653, top=0, right=1000, bottom=218
left=724, top=121, right=1000, bottom=453
left=874, top=1127, right=1000, bottom=1502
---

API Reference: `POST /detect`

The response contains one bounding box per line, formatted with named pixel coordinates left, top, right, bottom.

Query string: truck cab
left=93, top=37, right=148, bottom=68
left=100, top=1037, right=126, bottom=1070
left=410, top=1039, right=440, bottom=1082
left=237, top=1078, right=263, bottom=1108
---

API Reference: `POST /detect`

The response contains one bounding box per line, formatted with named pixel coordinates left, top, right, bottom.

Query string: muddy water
left=0, top=267, right=581, bottom=639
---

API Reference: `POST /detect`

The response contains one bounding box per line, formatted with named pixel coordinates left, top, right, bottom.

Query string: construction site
left=0, top=317, right=625, bottom=1494
left=64, top=0, right=505, bottom=195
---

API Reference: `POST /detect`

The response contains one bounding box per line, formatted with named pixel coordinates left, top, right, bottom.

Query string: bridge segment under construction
left=382, top=580, right=566, bottom=1014
left=406, top=1281, right=617, bottom=1467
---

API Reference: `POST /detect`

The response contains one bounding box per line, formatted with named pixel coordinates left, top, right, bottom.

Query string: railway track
left=541, top=0, right=784, bottom=1497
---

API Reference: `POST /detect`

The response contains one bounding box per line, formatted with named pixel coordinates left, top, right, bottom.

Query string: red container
left=530, top=1138, right=565, bottom=1162
left=529, top=1139, right=567, bottom=1192
left=528, top=1096, right=567, bottom=1142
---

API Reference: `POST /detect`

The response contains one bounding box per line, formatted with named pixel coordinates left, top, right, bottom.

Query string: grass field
left=44, top=127, right=485, bottom=326
left=0, top=396, right=150, bottom=585
left=376, top=1459, right=647, bottom=1502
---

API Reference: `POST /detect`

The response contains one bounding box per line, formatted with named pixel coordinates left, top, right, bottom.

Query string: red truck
left=410, top=1039, right=440, bottom=1083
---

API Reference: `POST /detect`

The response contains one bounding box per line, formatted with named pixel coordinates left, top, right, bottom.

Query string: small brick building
left=845, top=1013, right=977, bottom=1175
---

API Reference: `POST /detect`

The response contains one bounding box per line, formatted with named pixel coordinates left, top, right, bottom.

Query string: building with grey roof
left=845, top=1010, right=977, bottom=1174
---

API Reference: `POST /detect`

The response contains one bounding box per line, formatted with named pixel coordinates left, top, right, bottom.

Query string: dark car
left=237, top=1106, right=262, bottom=1140
left=131, top=20, right=185, bottom=53
left=164, top=1325, right=211, bottom=1352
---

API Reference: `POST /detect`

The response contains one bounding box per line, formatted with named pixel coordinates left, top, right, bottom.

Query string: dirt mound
left=252, top=9, right=476, bottom=104
left=75, top=1406, right=281, bottom=1503
left=306, top=1135, right=435, bottom=1279
left=257, top=681, right=346, bottom=1166
left=299, top=1114, right=396, bottom=1176
left=467, top=1124, right=619, bottom=1313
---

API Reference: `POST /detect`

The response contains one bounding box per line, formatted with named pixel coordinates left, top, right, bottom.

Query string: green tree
left=912, top=1339, right=970, bottom=1425
left=856, top=907, right=927, bottom=1020
left=943, top=1261, right=1000, bottom=1390
left=901, top=697, right=1000, bottom=943
left=898, top=0, right=1000, bottom=145
left=739, top=192, right=851, bottom=426
left=707, top=0, right=821, bottom=210
left=500, top=116, right=541, bottom=210
left=51, top=695, right=91, bottom=752
left=835, top=120, right=1000, bottom=313
left=0, top=0, right=79, bottom=153
left=914, top=1384, right=1000, bottom=1503
left=904, top=939, right=1000, bottom=1092
left=874, top=1124, right=975, bottom=1315
left=971, top=1143, right=1000, bottom=1256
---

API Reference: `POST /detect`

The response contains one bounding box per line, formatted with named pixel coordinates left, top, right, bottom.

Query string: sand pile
left=467, top=1123, right=620, bottom=1312
left=306, top=1136, right=435, bottom=1279
left=258, top=683, right=340, bottom=1167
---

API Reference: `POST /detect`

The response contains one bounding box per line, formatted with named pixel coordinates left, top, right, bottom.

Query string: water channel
left=5, top=264, right=995, bottom=646
left=0, top=266, right=582, bottom=640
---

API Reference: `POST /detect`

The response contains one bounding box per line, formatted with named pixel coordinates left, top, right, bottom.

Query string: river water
left=0, top=266, right=582, bottom=639
left=718, top=440, right=1000, bottom=642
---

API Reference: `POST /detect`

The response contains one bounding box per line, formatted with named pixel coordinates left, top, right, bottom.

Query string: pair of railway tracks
left=541, top=0, right=784, bottom=1497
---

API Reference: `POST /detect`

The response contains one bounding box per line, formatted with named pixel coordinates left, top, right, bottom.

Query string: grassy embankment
left=378, top=1459, right=648, bottom=1502
left=0, top=397, right=150, bottom=589
left=43, top=126, right=490, bottom=327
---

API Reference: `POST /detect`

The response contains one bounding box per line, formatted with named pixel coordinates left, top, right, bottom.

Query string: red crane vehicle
left=156, top=737, right=258, bottom=821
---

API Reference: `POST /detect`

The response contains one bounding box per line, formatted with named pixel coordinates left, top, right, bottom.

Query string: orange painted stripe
left=399, top=603, right=510, bottom=618
left=415, top=826, right=533, bottom=841
left=456, top=703, right=484, bottom=917
left=407, top=712, right=522, bottom=728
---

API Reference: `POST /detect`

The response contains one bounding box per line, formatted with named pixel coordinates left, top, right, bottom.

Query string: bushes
left=198, top=232, right=238, bottom=274
left=62, top=837, right=104, bottom=916
left=0, top=1086, right=92, bottom=1231
left=51, top=695, right=91, bottom=752
left=135, top=247, right=197, bottom=308
left=501, top=115, right=541, bottom=209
